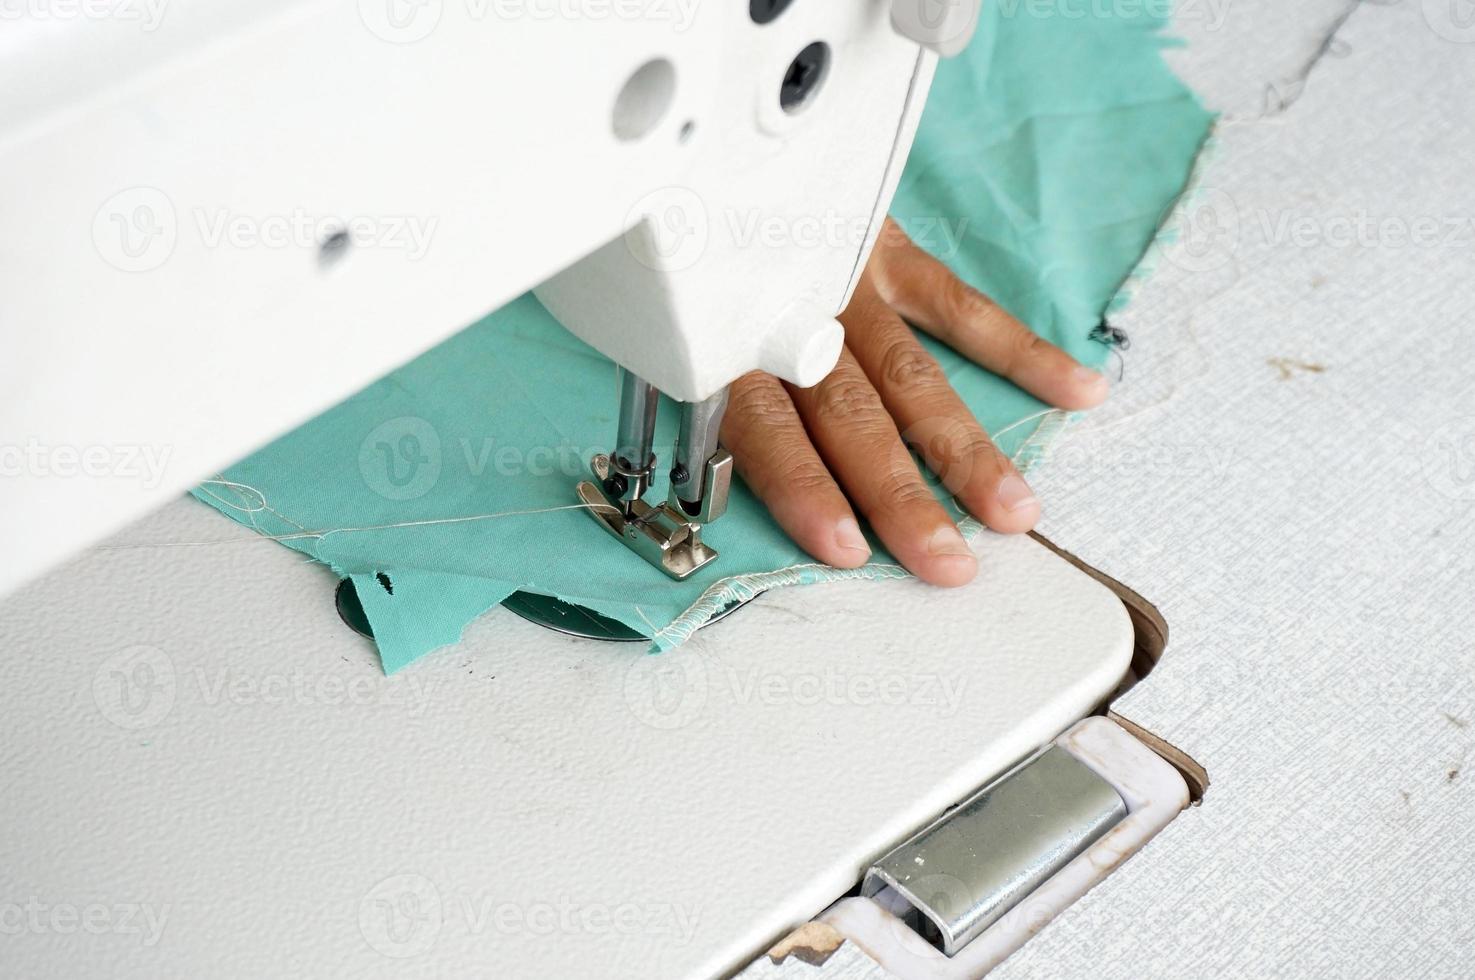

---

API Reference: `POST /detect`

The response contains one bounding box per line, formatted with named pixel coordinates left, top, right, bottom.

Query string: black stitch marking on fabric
left=1090, top=320, right=1131, bottom=351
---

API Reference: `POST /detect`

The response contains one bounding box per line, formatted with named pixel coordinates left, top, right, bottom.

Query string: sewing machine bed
left=0, top=495, right=1132, bottom=979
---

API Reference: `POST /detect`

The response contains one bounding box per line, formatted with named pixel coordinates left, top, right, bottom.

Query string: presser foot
left=576, top=479, right=718, bottom=581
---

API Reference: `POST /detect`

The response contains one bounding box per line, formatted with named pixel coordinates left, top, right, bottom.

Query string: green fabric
left=195, top=6, right=1212, bottom=673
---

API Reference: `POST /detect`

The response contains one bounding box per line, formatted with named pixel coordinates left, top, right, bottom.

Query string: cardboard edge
left=1030, top=531, right=1209, bottom=804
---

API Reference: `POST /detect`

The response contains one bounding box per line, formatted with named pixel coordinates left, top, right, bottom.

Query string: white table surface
left=995, top=2, right=1475, bottom=976
left=0, top=496, right=1133, bottom=979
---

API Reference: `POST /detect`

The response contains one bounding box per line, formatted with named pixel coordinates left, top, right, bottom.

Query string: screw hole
left=749, top=0, right=794, bottom=24
left=613, top=58, right=677, bottom=143
left=780, top=41, right=830, bottom=115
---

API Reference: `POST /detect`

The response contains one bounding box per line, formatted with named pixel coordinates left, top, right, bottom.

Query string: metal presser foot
left=577, top=370, right=732, bottom=581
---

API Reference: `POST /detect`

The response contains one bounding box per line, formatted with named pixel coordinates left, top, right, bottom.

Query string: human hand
left=719, top=218, right=1110, bottom=586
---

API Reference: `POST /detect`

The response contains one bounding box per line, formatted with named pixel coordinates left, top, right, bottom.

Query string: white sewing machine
left=0, top=4, right=1197, bottom=978
left=2, top=0, right=978, bottom=586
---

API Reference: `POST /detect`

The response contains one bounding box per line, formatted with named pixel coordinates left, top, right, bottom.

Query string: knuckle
left=905, top=422, right=992, bottom=495
left=787, top=464, right=839, bottom=498
left=812, top=372, right=879, bottom=422
left=878, top=335, right=945, bottom=391
left=728, top=372, right=794, bottom=430
left=956, top=428, right=1004, bottom=467
left=1009, top=330, right=1053, bottom=371
left=942, top=273, right=986, bottom=324
left=873, top=456, right=936, bottom=513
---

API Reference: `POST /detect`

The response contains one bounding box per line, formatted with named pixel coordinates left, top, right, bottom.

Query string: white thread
left=988, top=407, right=1057, bottom=442
left=98, top=479, right=600, bottom=552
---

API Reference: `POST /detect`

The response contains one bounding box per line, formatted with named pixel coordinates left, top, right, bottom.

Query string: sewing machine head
left=533, top=0, right=982, bottom=578
left=0, top=0, right=977, bottom=593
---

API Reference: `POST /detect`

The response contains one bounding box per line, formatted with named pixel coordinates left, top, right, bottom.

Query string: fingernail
left=997, top=474, right=1038, bottom=513
left=1074, top=365, right=1110, bottom=392
left=927, top=524, right=974, bottom=560
left=834, top=517, right=871, bottom=558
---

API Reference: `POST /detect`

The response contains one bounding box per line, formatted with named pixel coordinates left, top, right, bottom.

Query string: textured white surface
left=996, top=2, right=1475, bottom=977
left=0, top=498, right=1131, bottom=979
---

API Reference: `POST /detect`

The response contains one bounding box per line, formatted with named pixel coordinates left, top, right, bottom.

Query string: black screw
left=603, top=474, right=628, bottom=499
left=749, top=0, right=794, bottom=25
left=780, top=42, right=829, bottom=114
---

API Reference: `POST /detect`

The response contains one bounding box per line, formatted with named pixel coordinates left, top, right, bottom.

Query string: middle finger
left=785, top=348, right=978, bottom=586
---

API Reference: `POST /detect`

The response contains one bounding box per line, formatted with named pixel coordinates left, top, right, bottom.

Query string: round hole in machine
left=612, top=58, right=677, bottom=143
left=780, top=41, right=830, bottom=114
left=749, top=0, right=795, bottom=24
left=318, top=227, right=350, bottom=268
